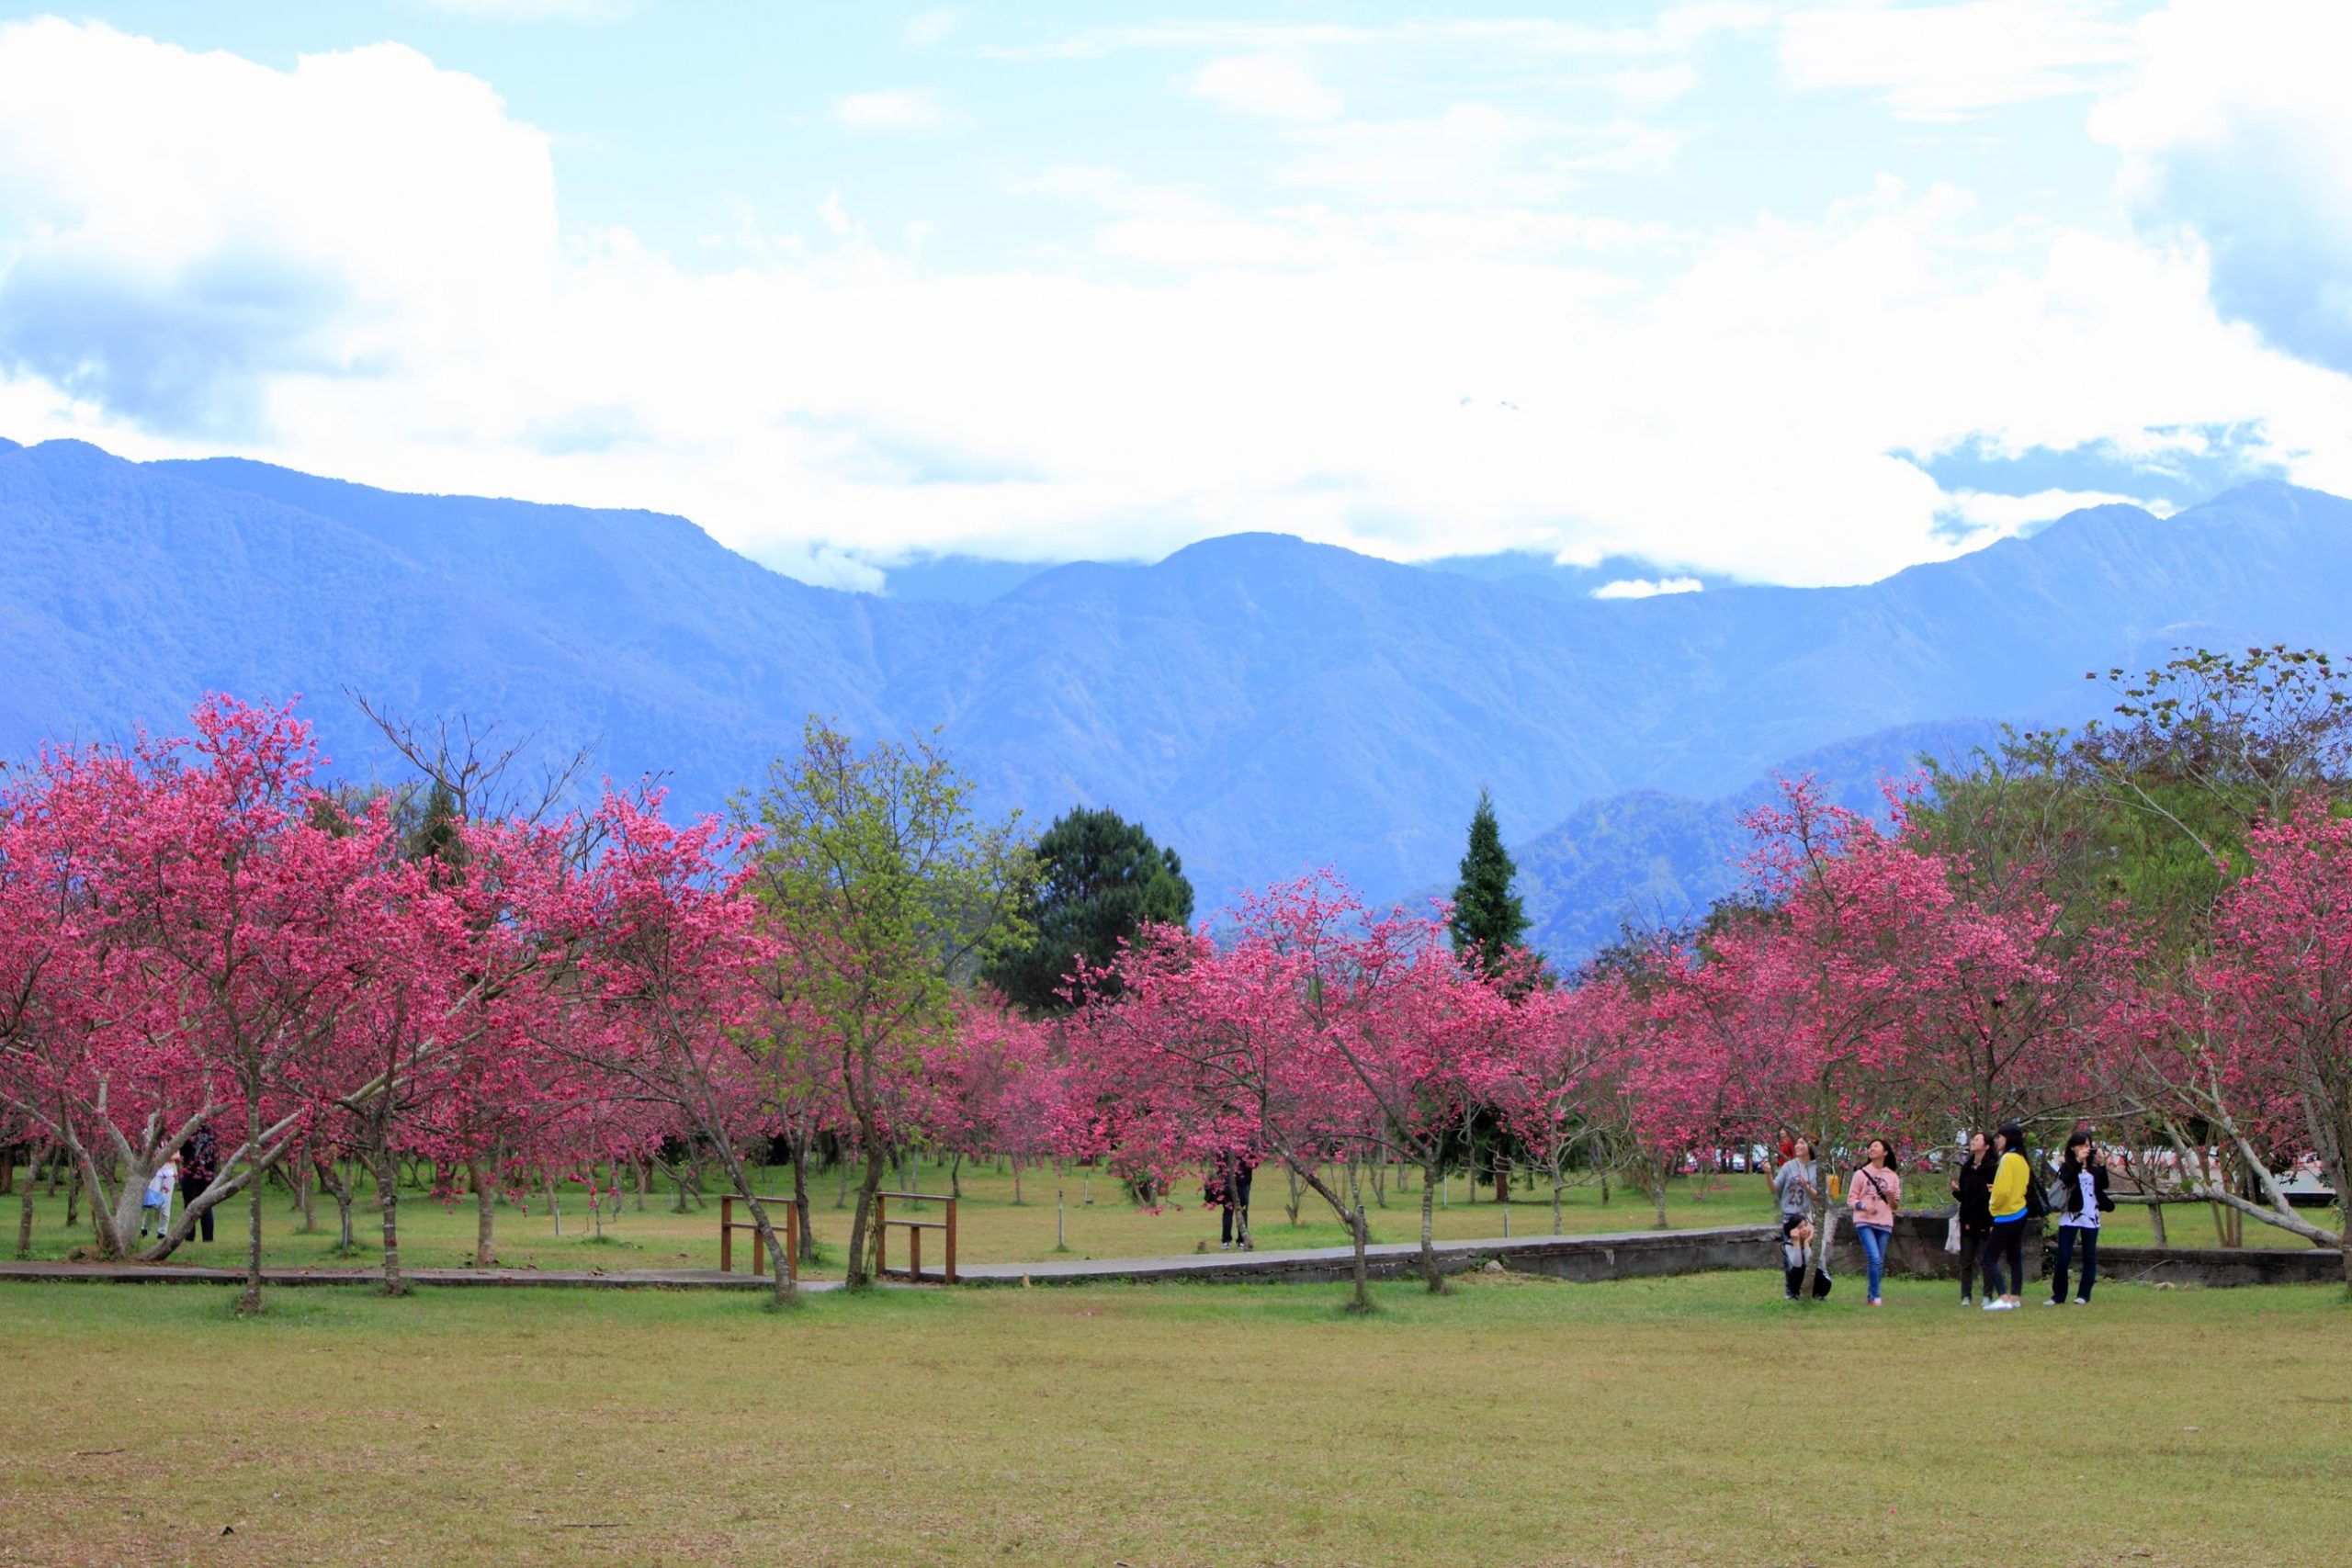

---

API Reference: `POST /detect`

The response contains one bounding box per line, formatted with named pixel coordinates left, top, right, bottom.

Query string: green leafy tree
left=737, top=721, right=1032, bottom=1289
left=1450, top=789, right=1530, bottom=974
left=984, top=807, right=1193, bottom=1014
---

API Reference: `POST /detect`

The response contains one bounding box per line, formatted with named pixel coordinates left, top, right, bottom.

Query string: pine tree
left=984, top=807, right=1194, bottom=1014
left=1450, top=788, right=1528, bottom=974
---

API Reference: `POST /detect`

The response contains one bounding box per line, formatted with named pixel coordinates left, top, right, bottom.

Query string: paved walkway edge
left=0, top=1225, right=1778, bottom=1291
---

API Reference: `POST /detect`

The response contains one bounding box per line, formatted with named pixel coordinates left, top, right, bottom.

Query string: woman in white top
left=2048, top=1132, right=2109, bottom=1305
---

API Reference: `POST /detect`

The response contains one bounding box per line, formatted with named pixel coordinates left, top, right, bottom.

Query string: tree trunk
left=238, top=1097, right=266, bottom=1316
left=470, top=1160, right=496, bottom=1267
left=950, top=1152, right=963, bottom=1201
left=2148, top=1199, right=2166, bottom=1247
left=15, top=1167, right=34, bottom=1258
left=1012, top=1156, right=1024, bottom=1207
left=1552, top=1176, right=1565, bottom=1236
left=314, top=1158, right=356, bottom=1255
left=792, top=1144, right=816, bottom=1264
left=375, top=1143, right=406, bottom=1296
left=546, top=1173, right=562, bottom=1238
left=296, top=1160, right=317, bottom=1234
left=1419, top=1155, right=1445, bottom=1293
left=845, top=1142, right=889, bottom=1289
left=632, top=1158, right=648, bottom=1213
left=1809, top=1204, right=1838, bottom=1304
left=704, top=1132, right=798, bottom=1310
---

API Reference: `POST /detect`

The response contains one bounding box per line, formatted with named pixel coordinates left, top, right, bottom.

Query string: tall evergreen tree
left=1450, top=788, right=1529, bottom=974
left=986, top=807, right=1193, bottom=1014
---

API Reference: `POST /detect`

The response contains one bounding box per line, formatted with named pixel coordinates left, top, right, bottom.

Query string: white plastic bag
left=1944, top=1212, right=1962, bottom=1254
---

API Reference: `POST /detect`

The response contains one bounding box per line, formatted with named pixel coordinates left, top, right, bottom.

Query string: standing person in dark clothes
left=1208, top=1147, right=1255, bottom=1251
left=177, top=1122, right=220, bottom=1244
left=2048, top=1132, right=2110, bottom=1305
left=1949, top=1132, right=1995, bottom=1305
left=1983, top=1122, right=2032, bottom=1310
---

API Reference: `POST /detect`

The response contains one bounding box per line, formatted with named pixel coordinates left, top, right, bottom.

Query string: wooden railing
left=718, top=1194, right=801, bottom=1282
left=874, top=1190, right=957, bottom=1283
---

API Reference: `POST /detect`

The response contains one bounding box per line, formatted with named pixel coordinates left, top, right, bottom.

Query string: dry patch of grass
left=2, top=1271, right=2344, bottom=1566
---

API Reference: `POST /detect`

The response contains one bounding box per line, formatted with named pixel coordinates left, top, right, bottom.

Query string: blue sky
left=1, top=2, right=2348, bottom=591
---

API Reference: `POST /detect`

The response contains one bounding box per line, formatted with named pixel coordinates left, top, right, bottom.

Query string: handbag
left=1943, top=1212, right=1962, bottom=1254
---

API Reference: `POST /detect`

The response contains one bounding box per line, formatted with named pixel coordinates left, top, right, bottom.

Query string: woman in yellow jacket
left=1983, top=1121, right=2032, bottom=1311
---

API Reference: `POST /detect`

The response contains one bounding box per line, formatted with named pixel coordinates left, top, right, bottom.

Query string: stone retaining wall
left=956, top=1224, right=1781, bottom=1288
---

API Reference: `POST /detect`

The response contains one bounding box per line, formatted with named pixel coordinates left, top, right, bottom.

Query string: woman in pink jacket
left=1847, top=1138, right=1902, bottom=1306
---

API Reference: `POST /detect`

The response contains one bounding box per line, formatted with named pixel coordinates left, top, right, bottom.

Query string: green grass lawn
left=1, top=1270, right=2344, bottom=1566
left=7, top=1156, right=2318, bottom=1279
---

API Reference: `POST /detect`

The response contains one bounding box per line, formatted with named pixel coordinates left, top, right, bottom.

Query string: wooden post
left=752, top=1217, right=765, bottom=1277
left=875, top=1192, right=888, bottom=1280
left=944, top=1197, right=957, bottom=1285
left=785, top=1201, right=800, bottom=1284
left=720, top=1194, right=734, bottom=1273
left=909, top=1224, right=922, bottom=1283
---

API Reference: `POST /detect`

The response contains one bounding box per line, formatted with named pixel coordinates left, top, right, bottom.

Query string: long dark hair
left=1996, top=1121, right=2025, bottom=1159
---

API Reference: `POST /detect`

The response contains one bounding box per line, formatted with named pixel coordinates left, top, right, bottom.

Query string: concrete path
left=0, top=1224, right=1777, bottom=1291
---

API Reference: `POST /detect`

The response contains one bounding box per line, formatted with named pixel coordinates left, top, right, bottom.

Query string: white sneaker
left=2041, top=1298, right=2059, bottom=1307
left=1982, top=1299, right=2002, bottom=1312
left=2072, top=1297, right=2089, bottom=1305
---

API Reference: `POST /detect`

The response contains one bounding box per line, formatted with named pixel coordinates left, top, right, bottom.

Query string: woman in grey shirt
left=1773, top=1137, right=1818, bottom=1218
left=1773, top=1138, right=1818, bottom=1300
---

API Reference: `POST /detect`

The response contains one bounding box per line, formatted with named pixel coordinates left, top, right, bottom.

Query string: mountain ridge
left=6, top=436, right=2350, bottom=944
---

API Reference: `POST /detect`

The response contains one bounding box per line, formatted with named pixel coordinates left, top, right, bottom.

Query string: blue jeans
left=2052, top=1224, right=2098, bottom=1301
left=1857, top=1224, right=1892, bottom=1300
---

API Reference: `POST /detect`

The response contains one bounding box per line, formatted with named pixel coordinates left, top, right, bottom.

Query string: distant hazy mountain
left=1511, top=720, right=2003, bottom=961
left=879, top=554, right=1059, bottom=603
left=1421, top=549, right=1727, bottom=602
left=6, top=437, right=2352, bottom=938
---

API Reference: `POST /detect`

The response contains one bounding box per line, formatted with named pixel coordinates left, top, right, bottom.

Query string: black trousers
left=1957, top=1224, right=1988, bottom=1297
left=1220, top=1174, right=1252, bottom=1244
left=181, top=1178, right=214, bottom=1242
left=1984, top=1220, right=2026, bottom=1297
left=2052, top=1225, right=2098, bottom=1302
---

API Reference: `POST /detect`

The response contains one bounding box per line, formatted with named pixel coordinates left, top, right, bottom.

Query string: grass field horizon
left=3, top=1270, right=2345, bottom=1566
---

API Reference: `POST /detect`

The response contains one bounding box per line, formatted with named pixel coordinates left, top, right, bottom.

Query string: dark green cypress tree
left=1449, top=788, right=1528, bottom=974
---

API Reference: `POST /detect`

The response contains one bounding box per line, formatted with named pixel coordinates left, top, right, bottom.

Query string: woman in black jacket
left=1948, top=1131, right=1995, bottom=1305
left=2048, top=1132, right=2111, bottom=1305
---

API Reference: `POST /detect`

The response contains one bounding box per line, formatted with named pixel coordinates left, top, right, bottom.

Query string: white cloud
left=1189, top=56, right=1344, bottom=122
left=991, top=9, right=1778, bottom=64
left=1592, top=576, right=1704, bottom=599
left=0, top=18, right=556, bottom=435
left=417, top=0, right=633, bottom=20
left=833, top=88, right=964, bottom=135
left=1937, top=487, right=2168, bottom=536
left=906, top=8, right=958, bottom=49
left=1780, top=0, right=2135, bottom=119
left=6, top=19, right=2352, bottom=593
left=1277, top=105, right=1686, bottom=206
left=2091, top=0, right=2352, bottom=371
